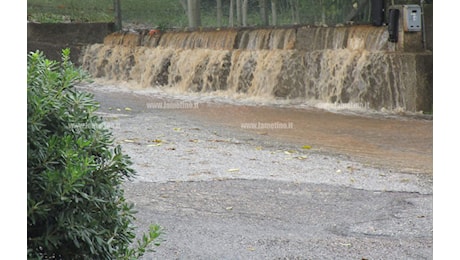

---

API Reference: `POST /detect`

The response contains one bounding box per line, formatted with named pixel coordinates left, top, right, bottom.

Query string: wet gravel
left=77, top=83, right=433, bottom=259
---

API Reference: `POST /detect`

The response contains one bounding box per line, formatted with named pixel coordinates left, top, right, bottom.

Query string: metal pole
left=114, top=0, right=122, bottom=31
left=420, top=0, right=426, bottom=50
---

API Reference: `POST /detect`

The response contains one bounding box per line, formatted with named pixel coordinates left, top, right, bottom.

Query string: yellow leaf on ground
left=302, top=145, right=312, bottom=149
left=228, top=168, right=240, bottom=172
left=147, top=143, right=162, bottom=147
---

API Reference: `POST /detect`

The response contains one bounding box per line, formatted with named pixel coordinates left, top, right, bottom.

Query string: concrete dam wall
left=80, top=24, right=432, bottom=112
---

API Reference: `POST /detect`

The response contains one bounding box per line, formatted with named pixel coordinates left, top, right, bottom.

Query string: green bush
left=27, top=49, right=161, bottom=259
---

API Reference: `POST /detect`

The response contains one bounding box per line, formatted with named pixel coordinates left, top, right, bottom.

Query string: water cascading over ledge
left=81, top=25, right=432, bottom=112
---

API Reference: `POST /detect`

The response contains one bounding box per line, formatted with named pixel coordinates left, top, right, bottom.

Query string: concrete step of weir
left=104, top=25, right=427, bottom=53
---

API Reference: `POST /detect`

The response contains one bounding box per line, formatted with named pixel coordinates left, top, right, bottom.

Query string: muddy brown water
left=80, top=25, right=432, bottom=175
left=178, top=103, right=432, bottom=174
left=80, top=82, right=433, bottom=175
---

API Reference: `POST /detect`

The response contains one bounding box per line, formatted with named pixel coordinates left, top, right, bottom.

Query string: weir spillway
left=81, top=25, right=432, bottom=112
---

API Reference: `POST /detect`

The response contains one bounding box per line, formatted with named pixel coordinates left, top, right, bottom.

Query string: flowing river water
left=178, top=102, right=432, bottom=174
left=81, top=80, right=432, bottom=175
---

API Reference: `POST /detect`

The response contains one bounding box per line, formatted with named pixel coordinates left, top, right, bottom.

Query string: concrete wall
left=27, top=22, right=115, bottom=65
left=28, top=16, right=432, bottom=112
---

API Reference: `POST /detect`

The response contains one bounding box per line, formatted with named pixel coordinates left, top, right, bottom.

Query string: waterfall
left=81, top=25, right=432, bottom=112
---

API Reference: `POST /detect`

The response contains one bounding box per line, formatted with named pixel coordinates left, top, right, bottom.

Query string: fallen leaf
left=347, top=166, right=356, bottom=172
left=225, top=206, right=233, bottom=211
left=173, top=127, right=182, bottom=132
left=189, top=139, right=199, bottom=143
left=297, top=155, right=308, bottom=160
left=123, top=139, right=135, bottom=143
left=124, top=107, right=132, bottom=111
left=208, top=139, right=228, bottom=143
left=116, top=108, right=121, bottom=112
left=147, top=143, right=162, bottom=147
left=227, top=168, right=240, bottom=172
left=302, top=145, right=312, bottom=149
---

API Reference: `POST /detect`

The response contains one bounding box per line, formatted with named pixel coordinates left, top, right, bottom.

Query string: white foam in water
left=81, top=24, right=433, bottom=117
left=79, top=79, right=429, bottom=121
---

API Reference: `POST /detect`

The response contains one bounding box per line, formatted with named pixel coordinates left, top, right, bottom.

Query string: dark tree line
left=182, top=0, right=427, bottom=28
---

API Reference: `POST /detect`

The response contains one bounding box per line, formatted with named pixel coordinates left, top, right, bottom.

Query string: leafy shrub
left=27, top=49, right=161, bottom=259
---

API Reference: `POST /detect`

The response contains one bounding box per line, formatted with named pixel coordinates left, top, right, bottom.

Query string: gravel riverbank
left=78, top=82, right=433, bottom=259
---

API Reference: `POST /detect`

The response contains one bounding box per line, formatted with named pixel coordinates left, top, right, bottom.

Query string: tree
left=216, top=0, right=223, bottom=26
left=113, top=0, right=122, bottom=30
left=27, top=49, right=161, bottom=259
left=179, top=0, right=188, bottom=13
left=187, top=0, right=201, bottom=28
left=290, top=0, right=300, bottom=24
left=344, top=0, right=369, bottom=23
left=271, top=0, right=277, bottom=25
left=259, top=0, right=269, bottom=25
left=236, top=0, right=242, bottom=26
left=229, top=0, right=234, bottom=27
left=242, top=0, right=248, bottom=26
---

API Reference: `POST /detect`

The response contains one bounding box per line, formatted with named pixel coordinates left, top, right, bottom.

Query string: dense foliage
left=27, top=49, right=160, bottom=259
left=27, top=0, right=426, bottom=27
